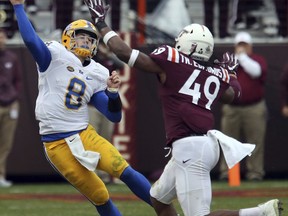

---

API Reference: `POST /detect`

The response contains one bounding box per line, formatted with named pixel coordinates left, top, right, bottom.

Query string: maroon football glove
left=214, top=52, right=239, bottom=76
left=83, top=0, right=109, bottom=24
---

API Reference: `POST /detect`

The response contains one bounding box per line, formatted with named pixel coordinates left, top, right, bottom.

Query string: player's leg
left=88, top=106, right=113, bottom=183
left=150, top=159, right=179, bottom=216
left=82, top=125, right=152, bottom=206
left=208, top=198, right=283, bottom=216
left=95, top=199, right=122, bottom=216
left=172, top=136, right=220, bottom=216
left=119, top=166, right=152, bottom=205
left=208, top=210, right=239, bottom=216
left=150, top=197, right=178, bottom=216
left=44, top=138, right=121, bottom=216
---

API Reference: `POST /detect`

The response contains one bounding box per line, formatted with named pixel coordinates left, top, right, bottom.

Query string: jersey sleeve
left=94, top=63, right=110, bottom=92
left=88, top=61, right=110, bottom=94
left=90, top=91, right=122, bottom=122
left=45, top=41, right=64, bottom=59
left=149, top=45, right=192, bottom=76
left=149, top=45, right=177, bottom=66
left=13, top=4, right=52, bottom=72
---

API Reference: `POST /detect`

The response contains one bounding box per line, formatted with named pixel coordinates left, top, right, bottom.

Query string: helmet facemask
left=62, top=19, right=99, bottom=59
left=71, top=30, right=98, bottom=58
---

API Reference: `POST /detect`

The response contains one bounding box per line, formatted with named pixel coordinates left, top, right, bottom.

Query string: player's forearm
left=90, top=91, right=122, bottom=123
left=101, top=96, right=122, bottom=123
left=97, top=24, right=134, bottom=65
left=97, top=23, right=164, bottom=75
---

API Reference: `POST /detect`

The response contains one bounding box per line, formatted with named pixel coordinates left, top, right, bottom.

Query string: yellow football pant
left=44, top=124, right=129, bottom=205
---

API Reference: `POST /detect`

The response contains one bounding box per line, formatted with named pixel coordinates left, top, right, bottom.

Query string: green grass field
left=0, top=180, right=287, bottom=216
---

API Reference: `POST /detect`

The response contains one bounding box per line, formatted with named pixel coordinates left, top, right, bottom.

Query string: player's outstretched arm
left=83, top=0, right=165, bottom=78
left=9, top=0, right=51, bottom=72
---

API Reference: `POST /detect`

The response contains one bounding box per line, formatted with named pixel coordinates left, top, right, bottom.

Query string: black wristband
left=108, top=96, right=122, bottom=112
left=95, top=21, right=108, bottom=31
left=105, top=90, right=122, bottom=112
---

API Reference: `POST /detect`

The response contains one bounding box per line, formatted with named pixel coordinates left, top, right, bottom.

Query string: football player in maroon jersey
left=84, top=1, right=283, bottom=216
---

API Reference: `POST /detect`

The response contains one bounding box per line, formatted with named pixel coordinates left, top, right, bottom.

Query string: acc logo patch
left=67, top=66, right=75, bottom=72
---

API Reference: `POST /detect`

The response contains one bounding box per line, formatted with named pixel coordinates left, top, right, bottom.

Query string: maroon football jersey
left=150, top=45, right=231, bottom=146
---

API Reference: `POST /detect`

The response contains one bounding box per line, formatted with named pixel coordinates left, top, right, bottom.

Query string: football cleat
left=0, top=178, right=12, bottom=188
left=258, top=199, right=283, bottom=216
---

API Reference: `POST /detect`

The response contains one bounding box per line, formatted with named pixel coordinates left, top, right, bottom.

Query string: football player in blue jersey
left=9, top=0, right=152, bottom=215
left=83, top=0, right=284, bottom=216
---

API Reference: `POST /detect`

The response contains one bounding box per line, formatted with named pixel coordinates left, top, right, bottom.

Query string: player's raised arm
left=83, top=0, right=165, bottom=79
left=9, top=0, right=51, bottom=72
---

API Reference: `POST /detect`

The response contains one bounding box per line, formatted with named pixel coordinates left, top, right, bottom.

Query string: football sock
left=120, top=166, right=152, bottom=206
left=239, top=207, right=261, bottom=216
left=96, top=199, right=122, bottom=216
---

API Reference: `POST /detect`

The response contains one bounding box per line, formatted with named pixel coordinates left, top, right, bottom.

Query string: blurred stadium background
left=0, top=0, right=288, bottom=183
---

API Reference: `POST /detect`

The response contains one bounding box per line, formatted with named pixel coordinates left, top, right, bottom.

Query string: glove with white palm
left=214, top=52, right=239, bottom=76
left=83, top=0, right=109, bottom=30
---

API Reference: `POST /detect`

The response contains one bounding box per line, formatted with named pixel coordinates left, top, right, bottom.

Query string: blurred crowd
left=0, top=0, right=287, bottom=42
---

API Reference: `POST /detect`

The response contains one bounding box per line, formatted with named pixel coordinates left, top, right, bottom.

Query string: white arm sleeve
left=236, top=53, right=261, bottom=78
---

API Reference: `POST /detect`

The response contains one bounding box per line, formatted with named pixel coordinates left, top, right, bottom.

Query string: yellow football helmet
left=62, top=19, right=99, bottom=59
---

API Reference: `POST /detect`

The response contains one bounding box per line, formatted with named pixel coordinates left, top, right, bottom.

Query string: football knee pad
left=91, top=187, right=110, bottom=205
